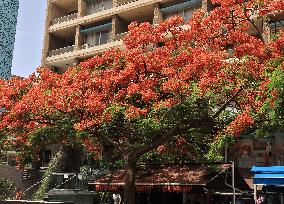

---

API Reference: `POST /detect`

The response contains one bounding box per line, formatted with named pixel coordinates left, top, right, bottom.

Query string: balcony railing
left=115, top=32, right=128, bottom=40
left=269, top=20, right=284, bottom=40
left=117, top=0, right=139, bottom=6
left=48, top=45, right=75, bottom=57
left=81, top=39, right=112, bottom=49
left=51, top=13, right=77, bottom=25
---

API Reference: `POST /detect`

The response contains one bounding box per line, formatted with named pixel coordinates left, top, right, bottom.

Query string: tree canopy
left=0, top=0, right=284, bottom=203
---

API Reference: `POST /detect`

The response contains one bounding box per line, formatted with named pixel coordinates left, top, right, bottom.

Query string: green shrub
left=0, top=178, right=16, bottom=200
left=33, top=150, right=62, bottom=200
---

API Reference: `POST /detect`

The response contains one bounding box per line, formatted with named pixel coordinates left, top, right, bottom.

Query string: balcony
left=78, top=40, right=124, bottom=58
left=48, top=45, right=75, bottom=57
left=46, top=40, right=124, bottom=67
left=51, top=13, right=78, bottom=25
left=86, top=0, right=113, bottom=15
left=49, top=0, right=163, bottom=32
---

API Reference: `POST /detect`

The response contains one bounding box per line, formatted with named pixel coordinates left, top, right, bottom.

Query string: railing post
left=232, top=161, right=235, bottom=204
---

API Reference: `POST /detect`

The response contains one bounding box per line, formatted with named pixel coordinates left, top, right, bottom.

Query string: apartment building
left=42, top=0, right=284, bottom=74
left=0, top=0, right=19, bottom=79
left=41, top=0, right=213, bottom=73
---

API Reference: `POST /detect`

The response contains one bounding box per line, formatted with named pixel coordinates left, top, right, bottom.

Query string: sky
left=12, top=0, right=47, bottom=77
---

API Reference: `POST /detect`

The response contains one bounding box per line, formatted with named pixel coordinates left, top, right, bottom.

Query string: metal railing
left=51, top=13, right=77, bottom=25
left=117, top=0, right=139, bottom=6
left=48, top=45, right=75, bottom=57
left=81, top=39, right=112, bottom=49
left=114, top=32, right=128, bottom=40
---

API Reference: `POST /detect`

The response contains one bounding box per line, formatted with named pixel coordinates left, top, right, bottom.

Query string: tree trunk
left=124, top=156, right=137, bottom=204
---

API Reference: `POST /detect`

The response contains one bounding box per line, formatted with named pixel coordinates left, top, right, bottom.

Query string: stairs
left=22, top=168, right=39, bottom=180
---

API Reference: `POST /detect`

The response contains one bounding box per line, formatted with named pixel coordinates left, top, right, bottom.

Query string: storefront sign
left=93, top=184, right=194, bottom=193
left=162, top=185, right=192, bottom=192
left=95, top=184, right=120, bottom=192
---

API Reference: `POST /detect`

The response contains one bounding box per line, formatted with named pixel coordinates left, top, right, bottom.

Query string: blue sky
left=12, top=0, right=47, bottom=77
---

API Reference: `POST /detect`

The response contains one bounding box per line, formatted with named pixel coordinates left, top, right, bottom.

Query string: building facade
left=0, top=0, right=19, bottom=79
left=42, top=0, right=284, bottom=166
left=42, top=0, right=284, bottom=74
left=42, top=0, right=212, bottom=73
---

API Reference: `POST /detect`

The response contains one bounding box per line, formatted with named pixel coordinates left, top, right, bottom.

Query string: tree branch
left=242, top=3, right=265, bottom=42
left=135, top=122, right=185, bottom=157
left=98, top=130, right=125, bottom=153
left=213, top=88, right=243, bottom=118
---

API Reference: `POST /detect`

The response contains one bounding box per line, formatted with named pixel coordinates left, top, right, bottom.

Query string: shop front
left=88, top=164, right=251, bottom=204
left=91, top=182, right=205, bottom=204
left=251, top=166, right=284, bottom=204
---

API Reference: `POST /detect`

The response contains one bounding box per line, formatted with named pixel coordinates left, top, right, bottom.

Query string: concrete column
left=262, top=20, right=271, bottom=43
left=112, top=15, right=118, bottom=41
left=78, top=0, right=86, bottom=17
left=153, top=3, right=163, bottom=25
left=113, top=0, right=118, bottom=7
left=202, top=0, right=214, bottom=12
left=75, top=25, right=84, bottom=50
left=112, top=15, right=128, bottom=41
left=41, top=0, right=52, bottom=68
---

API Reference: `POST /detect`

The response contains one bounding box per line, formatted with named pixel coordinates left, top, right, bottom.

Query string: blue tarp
left=253, top=177, right=284, bottom=185
left=251, top=166, right=284, bottom=185
left=251, top=166, right=284, bottom=174
left=254, top=174, right=284, bottom=178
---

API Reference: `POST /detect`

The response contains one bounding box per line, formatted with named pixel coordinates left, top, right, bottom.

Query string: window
left=85, top=29, right=111, bottom=46
left=43, top=150, right=52, bottom=163
left=87, top=0, right=113, bottom=14
left=95, top=30, right=111, bottom=45
left=184, top=8, right=194, bottom=22
left=86, top=0, right=95, bottom=14
left=86, top=32, right=97, bottom=46
left=164, top=7, right=195, bottom=23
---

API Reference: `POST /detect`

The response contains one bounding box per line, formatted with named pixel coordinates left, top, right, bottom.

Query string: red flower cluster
left=0, top=0, right=283, bottom=159
left=226, top=111, right=254, bottom=136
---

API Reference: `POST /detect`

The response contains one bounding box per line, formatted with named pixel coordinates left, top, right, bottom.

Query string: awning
left=253, top=174, right=284, bottom=185
left=88, top=164, right=231, bottom=193
left=251, top=166, right=284, bottom=185
left=251, top=166, right=284, bottom=174
left=90, top=183, right=204, bottom=193
left=160, top=0, right=202, bottom=14
left=81, top=23, right=112, bottom=34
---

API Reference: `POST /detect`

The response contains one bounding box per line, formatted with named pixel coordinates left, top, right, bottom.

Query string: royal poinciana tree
left=1, top=0, right=284, bottom=203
